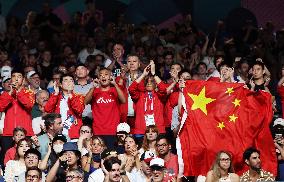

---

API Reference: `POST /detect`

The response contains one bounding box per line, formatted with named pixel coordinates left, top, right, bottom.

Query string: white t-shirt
left=78, top=48, right=102, bottom=64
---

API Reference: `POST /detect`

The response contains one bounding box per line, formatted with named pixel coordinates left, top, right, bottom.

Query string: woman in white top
left=4, top=138, right=32, bottom=182
left=206, top=151, right=240, bottom=182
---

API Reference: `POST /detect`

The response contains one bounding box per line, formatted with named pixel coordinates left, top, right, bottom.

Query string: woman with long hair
left=81, top=136, right=106, bottom=174
left=139, top=125, right=159, bottom=154
left=4, top=138, right=32, bottom=182
left=205, top=151, right=239, bottom=182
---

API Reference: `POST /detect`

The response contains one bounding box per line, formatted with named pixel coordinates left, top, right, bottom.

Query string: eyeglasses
left=220, top=158, right=231, bottom=162
left=27, top=175, right=39, bottom=179
left=156, top=143, right=168, bottom=148
left=80, top=130, right=91, bottom=134
left=66, top=175, right=81, bottom=181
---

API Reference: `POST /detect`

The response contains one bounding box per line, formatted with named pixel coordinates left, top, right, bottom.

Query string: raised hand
left=54, top=81, right=59, bottom=95
left=150, top=60, right=155, bottom=75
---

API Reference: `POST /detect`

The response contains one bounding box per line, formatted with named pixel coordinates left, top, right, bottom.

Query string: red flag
left=177, top=80, right=277, bottom=176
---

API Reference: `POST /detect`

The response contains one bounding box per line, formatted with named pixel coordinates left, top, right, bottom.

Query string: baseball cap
left=1, top=66, right=12, bottom=78
left=26, top=71, right=38, bottom=79
left=150, top=158, right=165, bottom=169
left=53, top=134, right=67, bottom=143
left=140, top=151, right=156, bottom=163
left=273, top=118, right=284, bottom=127
left=117, top=122, right=130, bottom=134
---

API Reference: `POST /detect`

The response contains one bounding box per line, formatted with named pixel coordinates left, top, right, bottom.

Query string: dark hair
left=59, top=74, right=74, bottom=83
left=25, top=166, right=42, bottom=179
left=43, top=113, right=61, bottom=130
left=164, top=51, right=174, bottom=58
left=196, top=62, right=207, bottom=70
left=99, top=67, right=111, bottom=73
left=13, top=127, right=27, bottom=136
left=15, top=138, right=32, bottom=160
left=243, top=147, right=260, bottom=161
left=171, top=63, right=183, bottom=70
left=124, top=135, right=137, bottom=145
left=24, top=148, right=41, bottom=160
left=156, top=134, right=169, bottom=144
left=218, top=61, right=233, bottom=72
left=79, top=124, right=93, bottom=135
left=103, top=157, right=121, bottom=172
left=252, top=61, right=264, bottom=70
left=11, top=68, right=24, bottom=76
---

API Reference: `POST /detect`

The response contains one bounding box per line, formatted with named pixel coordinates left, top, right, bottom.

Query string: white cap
left=273, top=118, right=284, bottom=127
left=26, top=70, right=37, bottom=79
left=2, top=76, right=11, bottom=83
left=1, top=66, right=12, bottom=78
left=116, top=122, right=130, bottom=133
left=150, top=157, right=165, bottom=168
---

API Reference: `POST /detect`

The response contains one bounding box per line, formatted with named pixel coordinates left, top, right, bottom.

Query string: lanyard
left=144, top=92, right=154, bottom=113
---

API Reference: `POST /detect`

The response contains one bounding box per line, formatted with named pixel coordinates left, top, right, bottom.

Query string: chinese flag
left=177, top=80, right=277, bottom=176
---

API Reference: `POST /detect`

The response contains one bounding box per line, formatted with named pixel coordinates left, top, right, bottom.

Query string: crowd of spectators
left=0, top=0, right=284, bottom=181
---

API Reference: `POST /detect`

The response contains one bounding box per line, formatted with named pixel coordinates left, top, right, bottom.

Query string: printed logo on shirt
left=96, top=97, right=115, bottom=104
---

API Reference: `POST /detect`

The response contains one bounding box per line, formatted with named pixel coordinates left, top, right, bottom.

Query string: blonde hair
left=210, top=151, right=234, bottom=181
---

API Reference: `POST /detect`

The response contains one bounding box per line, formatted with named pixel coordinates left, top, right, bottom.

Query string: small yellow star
left=232, top=98, right=241, bottom=107
left=229, top=114, right=238, bottom=123
left=188, top=86, right=216, bottom=115
left=217, top=122, right=225, bottom=130
left=225, top=87, right=234, bottom=96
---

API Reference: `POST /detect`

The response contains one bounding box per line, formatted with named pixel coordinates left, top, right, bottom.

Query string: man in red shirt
left=85, top=68, right=126, bottom=149
left=0, top=69, right=35, bottom=165
left=156, top=134, right=181, bottom=182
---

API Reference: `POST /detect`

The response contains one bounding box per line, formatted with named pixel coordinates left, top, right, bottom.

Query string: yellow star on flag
left=225, top=87, right=234, bottom=96
left=188, top=86, right=216, bottom=115
left=232, top=98, right=241, bottom=107
left=229, top=114, right=238, bottom=123
left=217, top=122, right=225, bottom=130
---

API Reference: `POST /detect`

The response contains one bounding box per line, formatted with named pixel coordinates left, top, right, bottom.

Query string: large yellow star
left=229, top=114, right=238, bottom=123
left=217, top=122, right=225, bottom=130
left=188, top=87, right=216, bottom=115
left=232, top=98, right=241, bottom=107
left=225, top=87, right=234, bottom=96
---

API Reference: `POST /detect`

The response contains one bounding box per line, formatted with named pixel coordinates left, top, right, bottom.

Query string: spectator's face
left=146, top=129, right=158, bottom=141
left=164, top=55, right=173, bottom=66
left=156, top=139, right=170, bottom=156
left=61, top=76, right=74, bottom=91
left=215, top=57, right=224, bottom=68
left=27, top=55, right=37, bottom=67
left=92, top=139, right=104, bottom=154
left=63, top=47, right=73, bottom=57
left=13, top=131, right=26, bottom=143
left=220, top=66, right=231, bottom=80
left=127, top=56, right=140, bottom=71
left=170, top=64, right=182, bottom=76
left=240, top=63, right=249, bottom=74
left=52, top=117, right=63, bottom=134
left=246, top=152, right=261, bottom=170
left=66, top=171, right=83, bottom=182
left=75, top=66, right=89, bottom=79
left=112, top=44, right=124, bottom=59
left=79, top=126, right=92, bottom=138
left=68, top=54, right=77, bottom=64
left=18, top=141, right=30, bottom=158
left=124, top=137, right=137, bottom=153
left=218, top=152, right=231, bottom=170
left=25, top=153, right=39, bottom=168
left=156, top=46, right=164, bottom=56
left=29, top=74, right=41, bottom=89
left=11, top=73, right=24, bottom=89
left=136, top=47, right=145, bottom=57
left=65, top=151, right=78, bottom=166
left=52, top=74, right=61, bottom=83
left=26, top=170, right=41, bottom=182
left=42, top=51, right=51, bottom=62
left=198, top=65, right=207, bottom=75
left=141, top=161, right=151, bottom=176
left=109, top=163, right=121, bottom=182
left=99, top=69, right=111, bottom=86
left=252, top=65, right=264, bottom=79
left=151, top=167, right=165, bottom=182
left=145, top=77, right=156, bottom=91
left=180, top=72, right=191, bottom=80
left=58, top=66, right=67, bottom=74
left=2, top=79, right=11, bottom=91
left=36, top=91, right=49, bottom=107
left=87, top=38, right=95, bottom=49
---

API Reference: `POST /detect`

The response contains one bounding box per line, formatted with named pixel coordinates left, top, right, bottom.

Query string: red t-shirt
left=4, top=146, right=16, bottom=166
left=92, top=87, right=120, bottom=135
left=163, top=153, right=179, bottom=181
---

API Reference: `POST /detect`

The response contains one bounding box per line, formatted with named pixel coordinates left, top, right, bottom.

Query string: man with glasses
left=156, top=135, right=181, bottom=181
left=15, top=148, right=46, bottom=181
left=25, top=166, right=42, bottom=182
left=66, top=169, right=84, bottom=182
left=149, top=157, right=166, bottom=182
